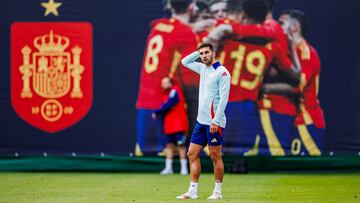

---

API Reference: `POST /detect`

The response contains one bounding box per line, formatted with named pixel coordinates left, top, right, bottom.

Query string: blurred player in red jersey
left=191, top=0, right=213, bottom=27
left=152, top=77, right=189, bottom=175
left=209, top=0, right=228, bottom=20
left=207, top=0, right=301, bottom=155
left=197, top=0, right=277, bottom=51
left=257, top=0, right=301, bottom=156
left=195, top=0, right=275, bottom=45
left=211, top=0, right=245, bottom=64
left=279, top=10, right=325, bottom=155
left=136, top=0, right=198, bottom=155
left=264, top=0, right=288, bottom=51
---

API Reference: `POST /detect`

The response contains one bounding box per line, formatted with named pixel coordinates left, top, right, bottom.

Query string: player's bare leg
left=207, top=145, right=224, bottom=199
left=176, top=143, right=203, bottom=199
left=160, top=143, right=174, bottom=175
left=209, top=145, right=224, bottom=182
left=188, top=143, right=203, bottom=182
left=178, top=145, right=188, bottom=175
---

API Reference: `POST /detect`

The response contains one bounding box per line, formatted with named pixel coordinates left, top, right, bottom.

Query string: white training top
left=181, top=51, right=230, bottom=128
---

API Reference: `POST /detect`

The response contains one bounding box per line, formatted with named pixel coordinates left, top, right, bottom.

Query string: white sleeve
left=212, top=69, right=231, bottom=126
left=181, top=51, right=203, bottom=74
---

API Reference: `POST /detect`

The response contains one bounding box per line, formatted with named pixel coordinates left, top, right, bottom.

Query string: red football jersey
left=218, top=21, right=291, bottom=101
left=294, top=41, right=325, bottom=128
left=136, top=18, right=198, bottom=109
left=231, top=23, right=277, bottom=40
left=201, top=19, right=282, bottom=102
left=197, top=18, right=232, bottom=43
left=265, top=19, right=288, bottom=52
left=258, top=94, right=297, bottom=116
left=225, top=41, right=292, bottom=101
left=199, top=18, right=276, bottom=43
left=257, top=19, right=296, bottom=115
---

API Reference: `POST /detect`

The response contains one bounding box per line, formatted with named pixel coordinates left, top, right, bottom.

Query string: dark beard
left=206, top=59, right=214, bottom=67
left=202, top=58, right=213, bottom=67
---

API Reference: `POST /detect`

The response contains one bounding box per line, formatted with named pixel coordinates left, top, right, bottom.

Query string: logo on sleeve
left=222, top=72, right=227, bottom=77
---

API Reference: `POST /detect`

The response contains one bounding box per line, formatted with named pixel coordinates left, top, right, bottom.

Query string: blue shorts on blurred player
left=166, top=132, right=186, bottom=146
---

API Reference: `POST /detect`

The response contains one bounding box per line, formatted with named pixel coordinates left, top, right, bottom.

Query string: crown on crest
left=34, top=30, right=69, bottom=53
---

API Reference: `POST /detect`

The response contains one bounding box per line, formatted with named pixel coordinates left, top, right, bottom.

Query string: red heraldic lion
left=11, top=22, right=93, bottom=133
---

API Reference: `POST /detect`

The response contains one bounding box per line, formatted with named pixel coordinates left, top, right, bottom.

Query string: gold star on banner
left=41, top=0, right=62, bottom=17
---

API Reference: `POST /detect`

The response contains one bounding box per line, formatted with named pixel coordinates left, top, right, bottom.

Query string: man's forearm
left=212, top=97, right=228, bottom=126
left=262, top=83, right=299, bottom=96
left=283, top=40, right=301, bottom=85
left=212, top=76, right=230, bottom=126
left=182, top=51, right=200, bottom=66
left=232, top=24, right=276, bottom=40
left=290, top=42, right=301, bottom=72
left=181, top=51, right=202, bottom=74
left=154, top=92, right=180, bottom=115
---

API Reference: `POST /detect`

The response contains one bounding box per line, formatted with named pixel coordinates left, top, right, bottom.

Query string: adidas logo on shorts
left=211, top=138, right=217, bottom=143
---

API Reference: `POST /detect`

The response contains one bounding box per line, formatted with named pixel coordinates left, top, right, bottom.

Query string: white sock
left=180, top=159, right=188, bottom=171
left=165, top=159, right=173, bottom=170
left=188, top=181, right=198, bottom=194
left=214, top=182, right=222, bottom=194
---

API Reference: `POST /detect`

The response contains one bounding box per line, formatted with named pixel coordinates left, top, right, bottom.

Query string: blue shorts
left=166, top=132, right=186, bottom=146
left=223, top=101, right=261, bottom=154
left=190, top=121, right=224, bottom=146
left=258, top=109, right=295, bottom=156
left=136, top=109, right=166, bottom=155
left=291, top=124, right=325, bottom=156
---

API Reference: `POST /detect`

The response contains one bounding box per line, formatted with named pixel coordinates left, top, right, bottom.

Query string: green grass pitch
left=0, top=172, right=359, bottom=202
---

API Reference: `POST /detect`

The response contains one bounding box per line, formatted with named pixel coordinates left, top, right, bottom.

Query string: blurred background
left=1, top=0, right=360, bottom=172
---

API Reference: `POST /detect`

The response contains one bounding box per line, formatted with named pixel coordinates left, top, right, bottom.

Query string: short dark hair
left=169, top=0, right=193, bottom=14
left=242, top=0, right=269, bottom=23
left=227, top=0, right=244, bottom=14
left=266, top=0, right=278, bottom=11
left=198, top=43, right=214, bottom=51
left=282, top=9, right=309, bottom=37
left=196, top=0, right=209, bottom=12
left=209, top=0, right=226, bottom=7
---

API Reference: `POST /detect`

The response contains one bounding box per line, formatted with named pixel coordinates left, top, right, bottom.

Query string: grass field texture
left=1, top=172, right=360, bottom=202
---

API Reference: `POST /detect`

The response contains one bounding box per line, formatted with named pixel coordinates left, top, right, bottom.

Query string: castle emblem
left=11, top=22, right=93, bottom=133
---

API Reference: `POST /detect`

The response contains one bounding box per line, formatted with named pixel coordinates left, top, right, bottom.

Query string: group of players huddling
left=136, top=0, right=325, bottom=163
